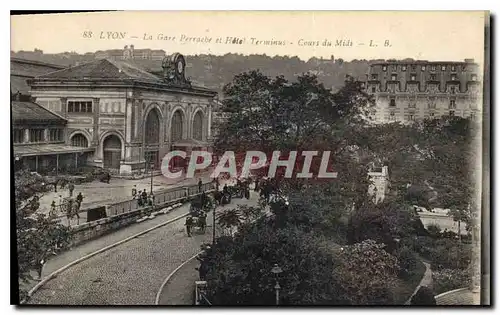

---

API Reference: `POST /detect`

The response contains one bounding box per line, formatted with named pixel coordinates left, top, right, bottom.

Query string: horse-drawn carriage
left=228, top=179, right=251, bottom=199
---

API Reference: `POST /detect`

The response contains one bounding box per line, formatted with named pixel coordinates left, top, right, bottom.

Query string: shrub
left=396, top=246, right=418, bottom=279
left=410, top=286, right=436, bottom=305
left=432, top=268, right=471, bottom=295
left=426, top=223, right=441, bottom=238
left=429, top=240, right=471, bottom=271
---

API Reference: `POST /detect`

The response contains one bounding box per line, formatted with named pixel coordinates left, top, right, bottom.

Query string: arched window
left=192, top=111, right=203, bottom=140
left=145, top=109, right=160, bottom=144
left=171, top=110, right=184, bottom=142
left=71, top=134, right=88, bottom=147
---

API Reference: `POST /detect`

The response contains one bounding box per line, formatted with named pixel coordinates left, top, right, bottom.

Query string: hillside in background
left=11, top=50, right=400, bottom=95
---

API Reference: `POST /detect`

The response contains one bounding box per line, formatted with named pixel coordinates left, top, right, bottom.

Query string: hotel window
left=450, top=86, right=456, bottom=94
left=49, top=129, right=63, bottom=142
left=371, top=74, right=378, bottom=80
left=408, top=113, right=415, bottom=121
left=451, top=65, right=457, bottom=72
left=410, top=74, right=417, bottom=81
left=421, top=65, right=426, bottom=71
left=382, top=65, right=387, bottom=71
left=68, top=101, right=93, bottom=113
left=471, top=74, right=477, bottom=81
left=389, top=98, right=396, bottom=107
left=411, top=65, right=417, bottom=70
left=429, top=112, right=435, bottom=118
left=431, top=65, right=436, bottom=71
left=428, top=101, right=436, bottom=109
left=430, top=74, right=437, bottom=81
left=29, top=129, right=44, bottom=143
left=402, top=65, right=407, bottom=71
left=13, top=129, right=24, bottom=144
left=449, top=100, right=456, bottom=109
left=441, top=65, right=446, bottom=71
left=470, top=112, right=476, bottom=120
left=391, top=74, right=397, bottom=81
left=389, top=111, right=395, bottom=120
left=449, top=110, right=455, bottom=116
left=371, top=86, right=376, bottom=93
left=451, top=74, right=457, bottom=81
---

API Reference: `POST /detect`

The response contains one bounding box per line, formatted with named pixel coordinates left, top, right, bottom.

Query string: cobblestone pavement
left=27, top=193, right=260, bottom=305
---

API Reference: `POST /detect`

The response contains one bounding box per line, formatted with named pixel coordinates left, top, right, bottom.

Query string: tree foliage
left=15, top=170, right=72, bottom=301
left=202, top=221, right=344, bottom=305
left=333, top=240, right=399, bottom=305
left=348, top=200, right=426, bottom=252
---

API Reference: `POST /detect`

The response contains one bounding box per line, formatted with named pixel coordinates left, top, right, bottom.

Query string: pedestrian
left=35, top=256, right=46, bottom=281
left=106, top=172, right=111, bottom=184
left=50, top=200, right=57, bottom=215
left=149, top=191, right=155, bottom=206
left=198, top=178, right=203, bottom=193
left=131, top=185, right=137, bottom=199
left=185, top=216, right=193, bottom=237
left=141, top=189, right=148, bottom=206
left=76, top=192, right=84, bottom=207
left=68, top=182, right=75, bottom=197
left=215, top=177, right=220, bottom=191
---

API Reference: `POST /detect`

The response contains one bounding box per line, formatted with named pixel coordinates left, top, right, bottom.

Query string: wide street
left=28, top=192, right=260, bottom=305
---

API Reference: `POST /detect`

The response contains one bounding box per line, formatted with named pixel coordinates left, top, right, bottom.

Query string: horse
left=60, top=197, right=81, bottom=225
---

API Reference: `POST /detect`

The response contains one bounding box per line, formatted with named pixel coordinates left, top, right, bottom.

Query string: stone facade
left=368, top=166, right=389, bottom=203
left=29, top=54, right=217, bottom=175
left=366, top=59, right=482, bottom=123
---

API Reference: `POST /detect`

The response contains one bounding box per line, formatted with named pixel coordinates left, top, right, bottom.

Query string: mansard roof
left=36, top=59, right=161, bottom=82
left=31, top=59, right=217, bottom=97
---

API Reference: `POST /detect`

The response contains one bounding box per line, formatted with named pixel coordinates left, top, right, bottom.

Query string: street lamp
left=150, top=164, right=154, bottom=195
left=271, top=264, right=283, bottom=306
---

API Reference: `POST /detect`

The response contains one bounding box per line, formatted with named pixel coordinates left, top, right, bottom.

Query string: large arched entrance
left=192, top=111, right=203, bottom=141
left=144, top=108, right=161, bottom=169
left=170, top=110, right=185, bottom=168
left=103, top=135, right=122, bottom=170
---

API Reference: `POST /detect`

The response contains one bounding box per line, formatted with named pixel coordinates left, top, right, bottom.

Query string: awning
left=14, top=144, right=95, bottom=157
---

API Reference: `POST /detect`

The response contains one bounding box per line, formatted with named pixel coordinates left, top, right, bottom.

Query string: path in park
left=406, top=261, right=433, bottom=305
left=28, top=193, right=260, bottom=305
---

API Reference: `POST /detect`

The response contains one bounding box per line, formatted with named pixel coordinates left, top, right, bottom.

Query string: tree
left=348, top=200, right=426, bottom=253
left=216, top=208, right=243, bottom=236
left=202, top=221, right=345, bottom=305
left=334, top=240, right=399, bottom=305
left=213, top=71, right=372, bottom=179
left=15, top=170, right=72, bottom=302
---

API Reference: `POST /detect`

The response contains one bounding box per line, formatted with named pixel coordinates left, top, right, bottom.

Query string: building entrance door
left=103, top=135, right=122, bottom=170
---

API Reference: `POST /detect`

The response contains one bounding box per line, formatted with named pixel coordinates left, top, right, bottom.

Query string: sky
left=11, top=11, right=486, bottom=64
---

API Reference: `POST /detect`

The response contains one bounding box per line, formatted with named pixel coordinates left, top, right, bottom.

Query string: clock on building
left=177, top=60, right=184, bottom=74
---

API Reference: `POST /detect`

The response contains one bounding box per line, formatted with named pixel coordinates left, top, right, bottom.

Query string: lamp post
left=271, top=264, right=283, bottom=305
left=150, top=163, right=154, bottom=195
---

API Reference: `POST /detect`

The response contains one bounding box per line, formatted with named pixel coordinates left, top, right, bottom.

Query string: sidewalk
left=157, top=254, right=200, bottom=305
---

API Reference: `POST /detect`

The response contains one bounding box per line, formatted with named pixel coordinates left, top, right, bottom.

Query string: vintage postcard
left=10, top=11, right=490, bottom=306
